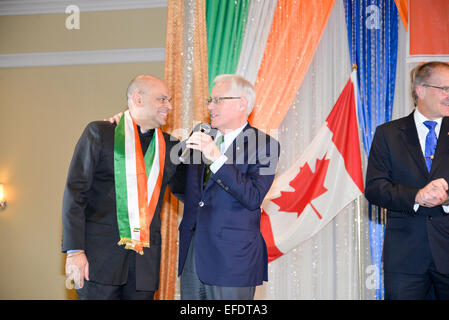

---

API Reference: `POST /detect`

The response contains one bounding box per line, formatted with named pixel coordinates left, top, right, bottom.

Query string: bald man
left=62, top=75, right=184, bottom=300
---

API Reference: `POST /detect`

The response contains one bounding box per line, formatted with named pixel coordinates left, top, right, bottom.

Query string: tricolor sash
left=114, top=110, right=166, bottom=255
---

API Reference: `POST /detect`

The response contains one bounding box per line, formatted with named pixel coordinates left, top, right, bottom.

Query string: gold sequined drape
left=154, top=0, right=208, bottom=300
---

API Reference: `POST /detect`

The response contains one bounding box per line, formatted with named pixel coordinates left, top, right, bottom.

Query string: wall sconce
left=0, top=184, right=7, bottom=210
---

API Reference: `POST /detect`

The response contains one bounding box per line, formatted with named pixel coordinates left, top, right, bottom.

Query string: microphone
left=179, top=123, right=211, bottom=162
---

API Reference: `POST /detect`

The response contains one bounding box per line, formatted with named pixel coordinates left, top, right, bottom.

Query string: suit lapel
left=201, top=128, right=218, bottom=192
left=223, top=123, right=250, bottom=160
left=430, top=117, right=449, bottom=175
left=202, top=124, right=250, bottom=192
left=399, top=112, right=429, bottom=177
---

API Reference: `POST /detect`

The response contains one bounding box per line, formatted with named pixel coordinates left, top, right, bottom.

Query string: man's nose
left=166, top=100, right=173, bottom=110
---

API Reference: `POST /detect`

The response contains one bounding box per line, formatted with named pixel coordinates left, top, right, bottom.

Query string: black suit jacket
left=62, top=121, right=183, bottom=291
left=365, top=112, right=449, bottom=274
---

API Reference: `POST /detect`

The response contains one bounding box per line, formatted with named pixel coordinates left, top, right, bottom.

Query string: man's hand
left=415, top=178, right=449, bottom=207
left=104, top=111, right=123, bottom=124
left=65, top=251, right=89, bottom=289
left=186, top=132, right=222, bottom=162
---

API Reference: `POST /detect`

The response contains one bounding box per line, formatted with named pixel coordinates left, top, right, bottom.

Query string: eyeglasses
left=205, top=96, right=241, bottom=105
left=422, top=84, right=449, bottom=94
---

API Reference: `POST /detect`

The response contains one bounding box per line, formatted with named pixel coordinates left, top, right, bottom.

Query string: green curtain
left=206, top=0, right=250, bottom=92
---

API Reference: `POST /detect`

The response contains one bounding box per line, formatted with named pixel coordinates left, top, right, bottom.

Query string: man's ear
left=415, top=85, right=426, bottom=100
left=239, top=96, right=248, bottom=112
left=131, top=91, right=142, bottom=107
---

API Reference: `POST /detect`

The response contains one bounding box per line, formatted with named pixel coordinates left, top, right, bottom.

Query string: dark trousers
left=76, top=253, right=154, bottom=300
left=385, top=261, right=449, bottom=300
left=180, top=233, right=256, bottom=300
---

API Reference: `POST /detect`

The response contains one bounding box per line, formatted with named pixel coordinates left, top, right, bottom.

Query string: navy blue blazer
left=365, top=112, right=449, bottom=274
left=177, top=123, right=280, bottom=287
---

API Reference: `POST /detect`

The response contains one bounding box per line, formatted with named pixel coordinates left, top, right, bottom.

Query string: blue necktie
left=423, top=120, right=437, bottom=172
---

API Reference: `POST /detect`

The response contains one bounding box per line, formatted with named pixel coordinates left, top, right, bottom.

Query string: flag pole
left=351, top=63, right=364, bottom=300
left=357, top=194, right=363, bottom=300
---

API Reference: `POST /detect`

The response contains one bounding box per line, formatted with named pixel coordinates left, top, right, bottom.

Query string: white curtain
left=235, top=0, right=278, bottom=84
left=392, top=17, right=417, bottom=121
left=255, top=0, right=375, bottom=300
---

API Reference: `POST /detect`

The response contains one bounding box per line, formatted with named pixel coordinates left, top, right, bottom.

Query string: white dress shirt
left=209, top=122, right=248, bottom=173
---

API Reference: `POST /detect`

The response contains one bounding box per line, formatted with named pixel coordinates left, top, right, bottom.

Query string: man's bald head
left=126, top=75, right=163, bottom=101
left=125, top=75, right=172, bottom=131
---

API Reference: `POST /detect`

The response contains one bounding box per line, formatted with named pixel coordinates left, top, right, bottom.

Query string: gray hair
left=410, top=61, right=449, bottom=106
left=213, top=74, right=256, bottom=115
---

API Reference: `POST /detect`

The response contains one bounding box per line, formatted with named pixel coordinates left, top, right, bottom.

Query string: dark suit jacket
left=177, top=123, right=280, bottom=287
left=62, top=121, right=183, bottom=291
left=365, top=112, right=449, bottom=274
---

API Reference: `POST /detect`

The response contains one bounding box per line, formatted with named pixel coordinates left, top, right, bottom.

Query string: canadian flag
left=261, top=71, right=364, bottom=262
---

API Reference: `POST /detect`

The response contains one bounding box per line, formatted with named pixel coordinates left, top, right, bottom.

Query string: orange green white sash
left=114, top=110, right=166, bottom=255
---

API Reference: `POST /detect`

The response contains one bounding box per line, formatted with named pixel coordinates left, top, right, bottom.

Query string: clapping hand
left=415, top=178, right=449, bottom=207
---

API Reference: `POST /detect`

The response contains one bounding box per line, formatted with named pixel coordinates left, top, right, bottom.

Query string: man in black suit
left=62, top=75, right=183, bottom=299
left=365, top=62, right=449, bottom=299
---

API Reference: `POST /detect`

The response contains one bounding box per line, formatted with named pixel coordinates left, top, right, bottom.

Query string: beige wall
left=0, top=9, right=166, bottom=53
left=0, top=8, right=166, bottom=299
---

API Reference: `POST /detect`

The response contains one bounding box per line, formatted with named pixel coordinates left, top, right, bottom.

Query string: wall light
left=0, top=184, right=7, bottom=210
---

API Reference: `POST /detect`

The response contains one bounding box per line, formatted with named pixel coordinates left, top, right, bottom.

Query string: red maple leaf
left=272, top=155, right=330, bottom=220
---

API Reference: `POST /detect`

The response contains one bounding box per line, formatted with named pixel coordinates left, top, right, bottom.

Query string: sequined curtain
left=249, top=0, right=335, bottom=133
left=206, top=0, right=250, bottom=90
left=235, top=0, right=278, bottom=84
left=392, top=13, right=416, bottom=122
left=344, top=0, right=399, bottom=300
left=155, top=0, right=208, bottom=300
left=255, top=1, right=375, bottom=299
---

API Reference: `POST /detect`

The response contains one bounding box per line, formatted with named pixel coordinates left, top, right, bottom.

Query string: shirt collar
left=138, top=126, right=155, bottom=136
left=414, top=108, right=442, bottom=126
left=414, top=108, right=442, bottom=136
left=216, top=121, right=248, bottom=150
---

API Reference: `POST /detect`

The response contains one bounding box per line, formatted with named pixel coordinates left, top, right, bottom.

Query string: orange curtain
left=249, top=0, right=335, bottom=133
left=154, top=0, right=183, bottom=300
left=394, top=0, right=408, bottom=31
left=163, top=0, right=184, bottom=133
left=192, top=0, right=210, bottom=122
left=155, top=0, right=208, bottom=300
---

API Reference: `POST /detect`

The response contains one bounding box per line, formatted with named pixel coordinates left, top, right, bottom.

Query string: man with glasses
left=62, top=75, right=184, bottom=299
left=178, top=74, right=280, bottom=299
left=365, top=62, right=449, bottom=299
